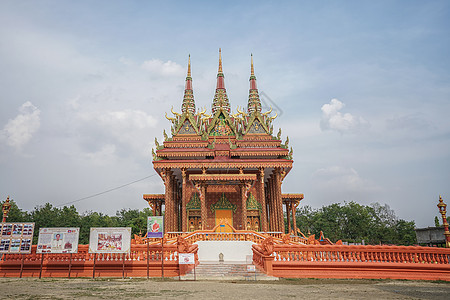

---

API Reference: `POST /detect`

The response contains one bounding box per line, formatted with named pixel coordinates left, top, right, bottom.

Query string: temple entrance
left=215, top=210, right=233, bottom=232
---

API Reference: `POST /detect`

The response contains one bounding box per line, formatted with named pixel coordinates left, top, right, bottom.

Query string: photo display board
left=89, top=227, right=131, bottom=254
left=147, top=216, right=164, bottom=238
left=37, top=227, right=80, bottom=254
left=0, top=222, right=35, bottom=254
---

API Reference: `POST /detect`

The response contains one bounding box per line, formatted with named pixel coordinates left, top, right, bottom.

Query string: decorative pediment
left=246, top=192, right=262, bottom=211
left=210, top=192, right=237, bottom=212
left=186, top=193, right=201, bottom=210
left=174, top=113, right=199, bottom=135
left=207, top=112, right=236, bottom=136
left=244, top=113, right=270, bottom=135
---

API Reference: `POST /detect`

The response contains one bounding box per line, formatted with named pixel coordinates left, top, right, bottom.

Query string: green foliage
left=434, top=216, right=440, bottom=227
left=294, top=201, right=417, bottom=245
left=2, top=201, right=153, bottom=244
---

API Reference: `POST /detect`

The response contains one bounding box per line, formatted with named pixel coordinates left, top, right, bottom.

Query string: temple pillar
left=181, top=169, right=187, bottom=232
left=173, top=175, right=178, bottom=231
left=241, top=183, right=248, bottom=230
left=268, top=176, right=275, bottom=231
left=259, top=168, right=267, bottom=232
left=274, top=168, right=284, bottom=233
left=197, top=183, right=207, bottom=230
left=163, top=169, right=173, bottom=233
left=287, top=202, right=291, bottom=234
left=292, top=201, right=298, bottom=236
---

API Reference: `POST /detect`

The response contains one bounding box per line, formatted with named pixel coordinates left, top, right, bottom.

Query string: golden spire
left=187, top=54, right=191, bottom=77
left=251, top=53, right=254, bottom=76
left=218, top=48, right=223, bottom=73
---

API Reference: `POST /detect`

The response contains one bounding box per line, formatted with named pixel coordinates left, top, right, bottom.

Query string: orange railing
left=252, top=244, right=450, bottom=281
left=0, top=243, right=198, bottom=278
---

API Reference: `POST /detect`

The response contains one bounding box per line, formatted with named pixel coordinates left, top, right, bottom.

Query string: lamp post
left=437, top=195, right=450, bottom=248
left=2, top=196, right=12, bottom=223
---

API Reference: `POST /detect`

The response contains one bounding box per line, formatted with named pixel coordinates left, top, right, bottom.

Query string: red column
left=292, top=201, right=298, bottom=236
left=259, top=168, right=267, bottom=232
left=287, top=202, right=291, bottom=234
left=173, top=175, right=178, bottom=231
left=241, top=183, right=248, bottom=230
left=163, top=169, right=173, bottom=233
left=275, top=168, right=284, bottom=233
left=181, top=169, right=187, bottom=232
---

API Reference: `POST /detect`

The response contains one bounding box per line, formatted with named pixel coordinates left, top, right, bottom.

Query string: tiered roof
left=153, top=50, right=293, bottom=177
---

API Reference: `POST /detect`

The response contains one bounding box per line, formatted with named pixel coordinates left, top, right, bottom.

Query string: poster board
left=0, top=222, right=34, bottom=254
left=179, top=253, right=195, bottom=265
left=89, top=227, right=131, bottom=253
left=37, top=227, right=80, bottom=254
left=147, top=216, right=164, bottom=238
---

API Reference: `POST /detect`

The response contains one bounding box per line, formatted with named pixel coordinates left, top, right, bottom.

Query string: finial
left=251, top=53, right=254, bottom=76
left=218, top=48, right=223, bottom=73
left=187, top=54, right=191, bottom=77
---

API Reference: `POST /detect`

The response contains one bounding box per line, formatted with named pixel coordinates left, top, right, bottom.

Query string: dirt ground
left=0, top=277, right=449, bottom=300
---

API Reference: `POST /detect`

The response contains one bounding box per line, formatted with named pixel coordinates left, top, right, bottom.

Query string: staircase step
left=181, top=263, right=278, bottom=281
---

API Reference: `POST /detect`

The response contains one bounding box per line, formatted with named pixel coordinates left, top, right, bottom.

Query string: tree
left=294, top=201, right=417, bottom=245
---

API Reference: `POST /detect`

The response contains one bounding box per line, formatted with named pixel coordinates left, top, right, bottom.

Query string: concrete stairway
left=181, top=262, right=278, bottom=281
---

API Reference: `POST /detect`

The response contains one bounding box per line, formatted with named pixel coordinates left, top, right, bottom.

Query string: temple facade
left=144, top=50, right=303, bottom=234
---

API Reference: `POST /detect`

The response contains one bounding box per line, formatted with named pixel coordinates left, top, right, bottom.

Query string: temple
left=144, top=50, right=304, bottom=234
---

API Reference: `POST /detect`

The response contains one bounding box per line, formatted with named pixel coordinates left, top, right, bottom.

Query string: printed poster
left=178, top=253, right=195, bottom=265
left=0, top=223, right=34, bottom=254
left=147, top=216, right=164, bottom=238
left=89, top=227, right=131, bottom=253
left=37, top=227, right=80, bottom=254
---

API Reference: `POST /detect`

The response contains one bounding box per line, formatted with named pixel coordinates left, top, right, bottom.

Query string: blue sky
left=0, top=1, right=449, bottom=227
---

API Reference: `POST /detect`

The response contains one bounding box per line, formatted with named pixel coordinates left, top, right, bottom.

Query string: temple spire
left=181, top=54, right=195, bottom=114
left=218, top=48, right=223, bottom=73
left=247, top=54, right=261, bottom=114
left=187, top=54, right=191, bottom=77
left=251, top=53, right=255, bottom=76
left=212, top=48, right=230, bottom=114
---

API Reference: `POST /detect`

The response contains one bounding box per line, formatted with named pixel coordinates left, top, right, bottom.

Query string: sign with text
left=247, top=265, right=256, bottom=272
left=89, top=227, right=131, bottom=253
left=147, top=216, right=164, bottom=238
left=37, top=227, right=80, bottom=254
left=178, top=253, right=195, bottom=265
left=0, top=222, right=34, bottom=254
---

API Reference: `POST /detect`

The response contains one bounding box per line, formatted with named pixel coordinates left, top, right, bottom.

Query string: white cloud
left=320, top=98, right=368, bottom=133
left=1, top=101, right=41, bottom=150
left=141, top=59, right=184, bottom=76
left=77, top=109, right=158, bottom=159
left=312, top=165, right=380, bottom=196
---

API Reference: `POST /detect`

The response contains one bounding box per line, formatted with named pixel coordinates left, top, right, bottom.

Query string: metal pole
left=92, top=253, right=96, bottom=279
left=68, top=253, right=72, bottom=279
left=20, top=254, right=26, bottom=278
left=161, top=237, right=164, bottom=280
left=146, top=240, right=149, bottom=279
left=122, top=253, right=125, bottom=279
left=38, top=254, right=44, bottom=279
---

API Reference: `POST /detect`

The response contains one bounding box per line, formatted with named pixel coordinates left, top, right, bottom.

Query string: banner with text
left=89, top=227, right=131, bottom=254
left=37, top=227, right=80, bottom=254
left=0, top=223, right=34, bottom=254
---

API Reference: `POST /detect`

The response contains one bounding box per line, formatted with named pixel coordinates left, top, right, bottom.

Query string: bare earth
left=0, top=278, right=449, bottom=300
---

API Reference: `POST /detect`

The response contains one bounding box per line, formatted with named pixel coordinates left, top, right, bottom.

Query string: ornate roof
left=186, top=193, right=201, bottom=210
left=153, top=51, right=294, bottom=176
left=210, top=193, right=237, bottom=212
left=247, top=192, right=262, bottom=211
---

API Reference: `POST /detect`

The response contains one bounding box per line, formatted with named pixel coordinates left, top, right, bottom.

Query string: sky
left=0, top=1, right=449, bottom=227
